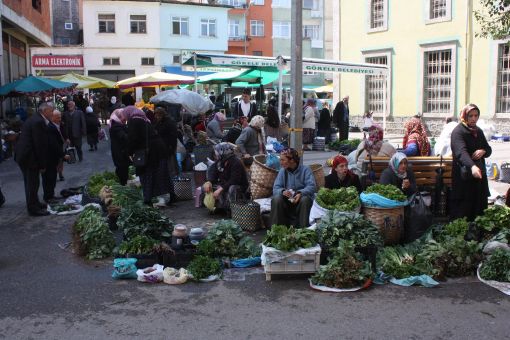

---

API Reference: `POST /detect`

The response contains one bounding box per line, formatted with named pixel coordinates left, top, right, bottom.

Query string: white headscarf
left=111, top=96, right=117, bottom=105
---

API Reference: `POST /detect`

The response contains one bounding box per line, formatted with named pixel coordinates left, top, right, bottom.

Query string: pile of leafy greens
left=315, top=187, right=360, bottom=211
left=316, top=210, right=383, bottom=250
left=263, top=225, right=318, bottom=252
left=117, top=235, right=158, bottom=255
left=110, top=184, right=143, bottom=208
left=117, top=202, right=173, bottom=241
left=364, top=183, right=407, bottom=202
left=87, top=171, right=119, bottom=197
left=74, top=206, right=115, bottom=260
left=377, top=242, right=433, bottom=279
left=203, top=220, right=260, bottom=258
left=475, top=205, right=510, bottom=236
left=311, top=241, right=373, bottom=289
left=187, top=256, right=222, bottom=280
left=479, top=248, right=510, bottom=282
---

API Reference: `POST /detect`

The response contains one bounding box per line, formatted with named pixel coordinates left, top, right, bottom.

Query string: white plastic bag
left=136, top=264, right=164, bottom=283
left=163, top=267, right=189, bottom=285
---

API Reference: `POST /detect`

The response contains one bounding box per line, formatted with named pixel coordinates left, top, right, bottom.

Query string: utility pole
left=290, top=0, right=303, bottom=154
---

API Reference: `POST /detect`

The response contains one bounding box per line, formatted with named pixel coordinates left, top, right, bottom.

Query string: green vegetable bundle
left=439, top=218, right=469, bottom=240
left=377, top=243, right=433, bottom=279
left=205, top=220, right=260, bottom=258
left=264, top=225, right=318, bottom=252
left=117, top=235, right=158, bottom=255
left=111, top=184, right=143, bottom=208
left=316, top=211, right=383, bottom=250
left=87, top=171, right=119, bottom=197
left=479, top=248, right=510, bottom=282
left=311, top=241, right=373, bottom=289
left=315, top=187, right=360, bottom=211
left=328, top=139, right=362, bottom=151
left=74, top=206, right=115, bottom=260
left=187, top=256, right=222, bottom=280
left=364, top=183, right=407, bottom=202
left=117, top=202, right=173, bottom=240
left=475, top=205, right=510, bottom=234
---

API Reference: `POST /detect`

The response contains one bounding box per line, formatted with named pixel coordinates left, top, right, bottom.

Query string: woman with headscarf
left=125, top=106, right=171, bottom=205
left=353, top=125, right=396, bottom=170
left=206, top=111, right=226, bottom=141
left=450, top=104, right=492, bottom=221
left=109, top=108, right=130, bottom=185
left=402, top=117, right=431, bottom=156
left=379, top=152, right=417, bottom=197
left=317, top=101, right=332, bottom=144
left=235, top=115, right=266, bottom=162
left=302, top=98, right=316, bottom=151
left=84, top=106, right=100, bottom=151
left=264, top=104, right=282, bottom=141
left=324, top=155, right=362, bottom=193
left=202, top=142, right=249, bottom=213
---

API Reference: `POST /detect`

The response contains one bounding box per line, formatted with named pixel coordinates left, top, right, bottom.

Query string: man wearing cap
left=270, top=148, right=316, bottom=228
left=233, top=88, right=258, bottom=121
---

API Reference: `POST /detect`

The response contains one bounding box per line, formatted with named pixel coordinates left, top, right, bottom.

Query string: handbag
left=404, top=192, right=433, bottom=243
left=173, top=176, right=193, bottom=200
left=231, top=200, right=261, bottom=232
left=65, top=146, right=77, bottom=164
left=133, top=122, right=149, bottom=167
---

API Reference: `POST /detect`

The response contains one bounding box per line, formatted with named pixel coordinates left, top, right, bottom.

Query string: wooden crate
left=264, top=251, right=321, bottom=281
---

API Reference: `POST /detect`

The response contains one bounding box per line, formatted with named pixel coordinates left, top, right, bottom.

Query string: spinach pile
left=311, top=241, right=373, bottom=289
left=438, top=218, right=469, bottom=241
left=377, top=243, right=433, bottom=279
left=117, top=202, right=173, bottom=240
left=187, top=256, right=222, bottom=280
left=110, top=184, right=143, bottom=208
left=479, top=248, right=510, bottom=282
left=74, top=206, right=115, bottom=260
left=205, top=220, right=261, bottom=258
left=117, top=235, right=158, bottom=255
left=315, top=187, right=360, bottom=211
left=87, top=171, right=119, bottom=197
left=328, top=139, right=362, bottom=151
left=475, top=205, right=510, bottom=235
left=316, top=211, right=383, bottom=250
left=365, top=183, right=407, bottom=202
left=264, top=225, right=318, bottom=252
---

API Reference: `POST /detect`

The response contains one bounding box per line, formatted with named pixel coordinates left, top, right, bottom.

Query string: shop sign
left=32, top=55, right=83, bottom=68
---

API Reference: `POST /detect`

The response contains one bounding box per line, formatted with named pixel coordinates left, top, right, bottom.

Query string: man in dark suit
left=64, top=100, right=86, bottom=161
left=233, top=88, right=257, bottom=121
left=14, top=102, right=53, bottom=216
left=333, top=95, right=350, bottom=141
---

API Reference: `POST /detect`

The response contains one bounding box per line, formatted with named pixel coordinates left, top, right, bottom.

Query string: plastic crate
left=264, top=251, right=320, bottom=281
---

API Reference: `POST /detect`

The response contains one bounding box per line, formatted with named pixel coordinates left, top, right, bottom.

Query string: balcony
left=229, top=35, right=248, bottom=47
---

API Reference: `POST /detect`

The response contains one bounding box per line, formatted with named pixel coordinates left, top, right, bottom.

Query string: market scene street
left=2, top=0, right=510, bottom=339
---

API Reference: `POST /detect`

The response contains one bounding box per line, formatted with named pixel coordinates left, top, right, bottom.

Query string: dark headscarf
left=460, top=103, right=480, bottom=138
left=266, top=105, right=280, bottom=129
left=280, top=147, right=300, bottom=164
left=123, top=105, right=150, bottom=123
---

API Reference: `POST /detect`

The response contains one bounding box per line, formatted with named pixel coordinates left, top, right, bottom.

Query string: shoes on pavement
left=29, top=209, right=50, bottom=217
left=39, top=202, right=48, bottom=209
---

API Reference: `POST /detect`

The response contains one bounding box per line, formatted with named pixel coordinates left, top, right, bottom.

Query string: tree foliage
left=475, top=0, right=510, bottom=40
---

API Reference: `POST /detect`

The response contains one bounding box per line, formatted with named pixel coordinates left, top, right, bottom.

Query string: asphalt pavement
left=0, top=134, right=509, bottom=339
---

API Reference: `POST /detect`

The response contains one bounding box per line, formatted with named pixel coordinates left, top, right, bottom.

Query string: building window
left=58, top=38, right=71, bottom=46
left=253, top=51, right=263, bottom=56
left=141, top=57, right=154, bottom=66
left=273, top=21, right=290, bottom=39
left=32, top=0, right=41, bottom=12
left=173, top=55, right=181, bottom=64
left=496, top=44, right=510, bottom=113
left=64, top=22, right=73, bottom=30
left=250, top=20, right=264, bottom=37
left=130, top=15, right=147, bottom=34
left=303, top=25, right=320, bottom=40
left=172, top=17, right=189, bottom=36
left=229, top=19, right=240, bottom=38
left=218, top=0, right=242, bottom=6
left=272, top=0, right=291, bottom=7
left=98, top=14, right=115, bottom=33
left=201, top=19, right=216, bottom=37
left=365, top=55, right=388, bottom=114
left=251, top=0, right=264, bottom=5
left=368, top=0, right=387, bottom=32
left=303, top=0, right=319, bottom=10
left=423, top=49, right=453, bottom=114
left=426, top=0, right=451, bottom=23
left=103, top=58, right=120, bottom=66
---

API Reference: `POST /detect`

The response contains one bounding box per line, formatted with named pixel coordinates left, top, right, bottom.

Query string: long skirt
left=139, top=159, right=171, bottom=203
left=303, top=128, right=315, bottom=144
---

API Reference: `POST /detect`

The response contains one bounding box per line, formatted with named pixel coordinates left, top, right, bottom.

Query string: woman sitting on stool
left=324, top=155, right=362, bottom=193
left=380, top=152, right=417, bottom=197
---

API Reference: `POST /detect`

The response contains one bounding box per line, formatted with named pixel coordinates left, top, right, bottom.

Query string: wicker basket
left=250, top=154, right=278, bottom=199
left=310, top=163, right=325, bottom=190
left=362, top=205, right=404, bottom=245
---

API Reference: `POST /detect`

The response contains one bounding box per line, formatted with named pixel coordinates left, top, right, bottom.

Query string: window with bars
left=250, top=20, right=264, bottom=37
left=103, top=58, right=120, bottom=66
left=130, top=15, right=147, bottom=34
left=370, top=0, right=385, bottom=29
left=98, top=14, right=115, bottom=33
left=496, top=44, right=510, bottom=113
left=423, top=49, right=452, bottom=114
left=173, top=55, right=181, bottom=64
left=172, top=17, right=189, bottom=36
left=201, top=19, right=216, bottom=37
left=303, top=25, right=320, bottom=40
left=430, top=0, right=447, bottom=19
left=141, top=57, right=154, bottom=66
left=273, top=21, right=290, bottom=38
left=365, top=55, right=388, bottom=114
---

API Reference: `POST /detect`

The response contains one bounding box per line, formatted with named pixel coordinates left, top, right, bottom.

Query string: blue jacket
left=273, top=165, right=316, bottom=198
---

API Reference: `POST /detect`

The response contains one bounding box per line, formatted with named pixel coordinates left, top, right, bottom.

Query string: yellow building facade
left=336, top=0, right=509, bottom=120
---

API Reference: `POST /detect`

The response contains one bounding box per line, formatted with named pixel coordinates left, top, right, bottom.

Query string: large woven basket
left=362, top=205, right=404, bottom=245
left=310, top=163, right=325, bottom=190
left=250, top=154, right=278, bottom=199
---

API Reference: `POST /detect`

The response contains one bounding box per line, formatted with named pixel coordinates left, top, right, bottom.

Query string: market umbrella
left=0, top=74, right=76, bottom=98
left=150, top=89, right=214, bottom=115
left=116, top=72, right=194, bottom=89
left=53, top=72, right=115, bottom=89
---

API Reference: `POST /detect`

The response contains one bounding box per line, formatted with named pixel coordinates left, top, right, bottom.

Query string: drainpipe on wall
left=464, top=0, right=473, bottom=110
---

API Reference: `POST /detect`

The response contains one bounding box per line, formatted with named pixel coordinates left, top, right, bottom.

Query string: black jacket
left=209, top=156, right=249, bottom=193
left=127, top=118, right=167, bottom=172
left=233, top=101, right=258, bottom=120
left=47, top=122, right=65, bottom=166
left=109, top=121, right=130, bottom=168
left=85, top=112, right=100, bottom=135
left=379, top=168, right=417, bottom=197
left=324, top=172, right=362, bottom=193
left=14, top=113, right=49, bottom=170
left=154, top=116, right=178, bottom=156
left=333, top=102, right=349, bottom=128
left=318, top=108, right=332, bottom=132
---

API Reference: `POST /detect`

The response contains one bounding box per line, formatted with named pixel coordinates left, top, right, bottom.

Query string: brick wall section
left=52, top=0, right=81, bottom=45
left=2, top=0, right=51, bottom=37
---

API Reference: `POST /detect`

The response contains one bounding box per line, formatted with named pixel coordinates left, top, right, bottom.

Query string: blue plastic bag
left=360, top=192, right=408, bottom=208
left=112, top=258, right=138, bottom=279
left=374, top=272, right=438, bottom=287
left=272, top=141, right=285, bottom=153
left=231, top=257, right=261, bottom=268
left=265, top=153, right=280, bottom=171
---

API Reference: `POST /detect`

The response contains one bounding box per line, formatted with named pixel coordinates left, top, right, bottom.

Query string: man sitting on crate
left=203, top=143, right=249, bottom=214
left=270, top=148, right=316, bottom=228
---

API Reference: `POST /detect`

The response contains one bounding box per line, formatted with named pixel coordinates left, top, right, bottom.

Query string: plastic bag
left=360, top=192, right=408, bottom=208
left=136, top=264, right=164, bottom=283
left=265, top=153, right=280, bottom=170
left=112, top=258, right=138, bottom=279
left=163, top=267, right=189, bottom=285
left=404, top=192, right=433, bottom=243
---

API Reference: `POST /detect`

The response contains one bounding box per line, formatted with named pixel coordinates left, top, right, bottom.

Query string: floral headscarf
left=389, top=152, right=408, bottom=179
left=459, top=104, right=480, bottom=138
left=197, top=131, right=208, bottom=145
left=123, top=105, right=150, bottom=123
left=403, top=117, right=430, bottom=156
left=214, top=142, right=235, bottom=172
left=364, top=125, right=384, bottom=155
left=280, top=147, right=300, bottom=164
left=249, top=115, right=265, bottom=129
left=109, top=108, right=125, bottom=127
